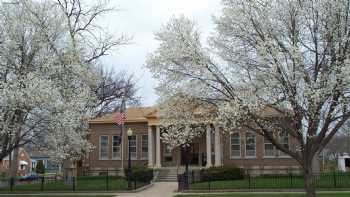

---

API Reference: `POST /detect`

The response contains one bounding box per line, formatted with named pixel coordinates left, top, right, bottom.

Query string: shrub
left=0, top=170, right=8, bottom=179
left=36, top=160, right=45, bottom=174
left=201, top=166, right=244, bottom=181
left=124, top=166, right=153, bottom=183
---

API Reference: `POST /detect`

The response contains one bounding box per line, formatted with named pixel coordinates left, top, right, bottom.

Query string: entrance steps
left=155, top=168, right=184, bottom=182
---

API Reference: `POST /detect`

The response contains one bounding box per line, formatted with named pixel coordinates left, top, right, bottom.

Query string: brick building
left=86, top=107, right=300, bottom=173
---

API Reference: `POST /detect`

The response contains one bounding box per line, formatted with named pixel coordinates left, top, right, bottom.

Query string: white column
left=206, top=124, right=212, bottom=168
left=148, top=126, right=154, bottom=167
left=155, top=125, right=161, bottom=168
left=214, top=124, right=222, bottom=166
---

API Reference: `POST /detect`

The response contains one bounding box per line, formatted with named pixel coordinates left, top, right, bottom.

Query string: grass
left=175, top=193, right=350, bottom=197
left=0, top=196, right=115, bottom=197
left=0, top=195, right=115, bottom=197
left=0, top=176, right=130, bottom=192
left=189, top=173, right=350, bottom=190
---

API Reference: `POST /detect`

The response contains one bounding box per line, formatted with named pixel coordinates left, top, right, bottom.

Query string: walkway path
left=117, top=182, right=178, bottom=197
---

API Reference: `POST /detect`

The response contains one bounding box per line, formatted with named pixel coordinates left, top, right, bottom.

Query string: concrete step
left=155, top=169, right=179, bottom=182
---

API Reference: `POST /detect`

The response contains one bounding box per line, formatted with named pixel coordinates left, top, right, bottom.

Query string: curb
left=181, top=189, right=350, bottom=193
left=0, top=183, right=154, bottom=195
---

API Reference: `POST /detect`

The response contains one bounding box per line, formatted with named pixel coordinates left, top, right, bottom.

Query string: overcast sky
left=99, top=0, right=222, bottom=106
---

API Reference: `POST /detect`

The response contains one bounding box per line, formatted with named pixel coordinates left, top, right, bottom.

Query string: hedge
left=124, top=166, right=153, bottom=183
left=201, top=166, right=244, bottom=181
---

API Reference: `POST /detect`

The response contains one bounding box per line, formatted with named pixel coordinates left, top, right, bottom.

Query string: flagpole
left=120, top=97, right=126, bottom=171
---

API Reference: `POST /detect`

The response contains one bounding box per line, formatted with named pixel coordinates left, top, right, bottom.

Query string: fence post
left=208, top=175, right=211, bottom=192
left=72, top=177, right=75, bottom=191
left=191, top=171, right=194, bottom=184
left=41, top=176, right=44, bottom=191
left=290, top=174, right=293, bottom=189
left=248, top=173, right=251, bottom=190
left=106, top=169, right=109, bottom=191
left=333, top=171, right=337, bottom=188
left=134, top=180, right=137, bottom=190
left=9, top=177, right=14, bottom=192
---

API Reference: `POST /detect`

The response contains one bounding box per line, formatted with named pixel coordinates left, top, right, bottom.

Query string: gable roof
left=89, top=107, right=158, bottom=124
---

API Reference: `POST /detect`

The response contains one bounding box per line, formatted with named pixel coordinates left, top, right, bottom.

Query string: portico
left=146, top=124, right=222, bottom=168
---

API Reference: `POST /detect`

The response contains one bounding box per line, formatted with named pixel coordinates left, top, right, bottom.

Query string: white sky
left=98, top=0, right=222, bottom=106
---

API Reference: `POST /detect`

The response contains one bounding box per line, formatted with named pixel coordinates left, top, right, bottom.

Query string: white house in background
left=338, top=153, right=350, bottom=172
left=0, top=148, right=31, bottom=176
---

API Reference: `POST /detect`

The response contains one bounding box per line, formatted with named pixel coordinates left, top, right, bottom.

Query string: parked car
left=19, top=174, right=40, bottom=182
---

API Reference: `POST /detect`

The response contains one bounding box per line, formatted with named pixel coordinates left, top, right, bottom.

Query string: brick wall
left=88, top=122, right=301, bottom=171
left=88, top=122, right=149, bottom=170
left=221, top=129, right=300, bottom=170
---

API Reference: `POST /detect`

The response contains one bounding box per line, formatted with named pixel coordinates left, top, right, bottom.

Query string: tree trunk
left=303, top=166, right=316, bottom=197
left=10, top=148, right=19, bottom=178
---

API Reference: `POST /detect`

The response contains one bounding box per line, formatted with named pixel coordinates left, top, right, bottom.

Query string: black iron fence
left=0, top=169, right=152, bottom=192
left=178, top=170, right=350, bottom=191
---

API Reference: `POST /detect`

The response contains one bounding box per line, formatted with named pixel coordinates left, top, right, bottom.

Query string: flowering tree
left=0, top=0, right=131, bottom=163
left=159, top=93, right=213, bottom=148
left=147, top=1, right=350, bottom=196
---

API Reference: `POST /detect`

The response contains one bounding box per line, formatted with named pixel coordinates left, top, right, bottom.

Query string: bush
left=0, top=170, right=8, bottom=179
left=201, top=166, right=244, bottom=181
left=36, top=160, right=45, bottom=174
left=124, top=166, right=153, bottom=183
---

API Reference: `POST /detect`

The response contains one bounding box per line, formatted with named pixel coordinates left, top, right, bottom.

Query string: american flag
left=115, top=112, right=126, bottom=125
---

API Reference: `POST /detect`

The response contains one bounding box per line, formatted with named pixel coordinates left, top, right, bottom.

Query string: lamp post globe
left=127, top=128, right=133, bottom=137
left=127, top=128, right=133, bottom=189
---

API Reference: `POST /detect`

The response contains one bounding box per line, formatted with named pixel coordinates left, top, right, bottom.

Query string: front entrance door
left=181, top=143, right=199, bottom=165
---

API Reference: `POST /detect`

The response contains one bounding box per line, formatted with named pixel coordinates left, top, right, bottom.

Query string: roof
left=89, top=107, right=158, bottom=124
left=2, top=148, right=27, bottom=161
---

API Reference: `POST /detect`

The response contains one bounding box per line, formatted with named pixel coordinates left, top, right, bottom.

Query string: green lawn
left=175, top=193, right=350, bottom=197
left=0, top=176, right=130, bottom=191
left=190, top=174, right=350, bottom=190
left=0, top=196, right=114, bottom=197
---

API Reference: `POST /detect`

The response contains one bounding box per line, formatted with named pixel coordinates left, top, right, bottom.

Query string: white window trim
left=112, top=135, right=121, bottom=160
left=278, top=131, right=291, bottom=158
left=278, top=153, right=292, bottom=158
left=129, top=135, right=138, bottom=160
left=263, top=135, right=277, bottom=158
left=141, top=134, right=148, bottom=160
left=230, top=132, right=241, bottom=159
left=245, top=132, right=256, bottom=159
left=99, top=135, right=109, bottom=160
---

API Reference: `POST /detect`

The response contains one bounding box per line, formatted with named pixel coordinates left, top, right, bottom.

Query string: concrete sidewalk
left=118, top=182, right=178, bottom=197
left=0, top=182, right=179, bottom=197
left=0, top=193, right=116, bottom=196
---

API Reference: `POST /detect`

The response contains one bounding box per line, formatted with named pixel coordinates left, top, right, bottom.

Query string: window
left=264, top=132, right=275, bottom=157
left=164, top=144, right=172, bottom=162
left=245, top=132, right=256, bottom=158
left=112, top=135, right=121, bottom=159
left=279, top=131, right=289, bottom=157
left=19, top=165, right=25, bottom=170
left=99, top=135, right=109, bottom=160
left=230, top=133, right=241, bottom=158
left=129, top=135, right=137, bottom=160
left=141, top=135, right=148, bottom=159
left=211, top=132, right=215, bottom=155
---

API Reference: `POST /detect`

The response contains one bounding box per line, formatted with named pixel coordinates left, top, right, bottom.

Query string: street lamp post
left=127, top=128, right=133, bottom=190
